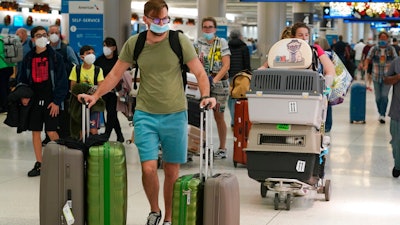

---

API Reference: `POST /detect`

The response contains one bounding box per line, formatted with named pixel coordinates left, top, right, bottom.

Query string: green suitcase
left=172, top=174, right=204, bottom=225
left=87, top=141, right=127, bottom=225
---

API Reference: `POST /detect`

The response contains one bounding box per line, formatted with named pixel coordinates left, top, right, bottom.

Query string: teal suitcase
left=87, top=141, right=127, bottom=225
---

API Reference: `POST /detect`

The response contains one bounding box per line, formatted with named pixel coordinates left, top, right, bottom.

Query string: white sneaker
left=214, top=149, right=227, bottom=159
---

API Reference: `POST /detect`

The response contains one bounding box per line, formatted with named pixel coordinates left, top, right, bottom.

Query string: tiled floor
left=1, top=82, right=400, bottom=225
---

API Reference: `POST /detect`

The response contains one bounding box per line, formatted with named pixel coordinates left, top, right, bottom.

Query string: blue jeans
left=325, top=104, right=332, bottom=133
left=390, top=119, right=400, bottom=170
left=373, top=81, right=391, bottom=117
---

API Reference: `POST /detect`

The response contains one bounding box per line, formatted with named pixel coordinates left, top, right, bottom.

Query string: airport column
left=352, top=23, right=364, bottom=44
left=197, top=0, right=227, bottom=37
left=257, top=2, right=286, bottom=66
left=104, top=0, right=131, bottom=49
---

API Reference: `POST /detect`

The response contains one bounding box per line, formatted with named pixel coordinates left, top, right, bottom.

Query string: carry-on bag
left=171, top=106, right=211, bottom=225
left=86, top=141, right=127, bottom=225
left=39, top=101, right=89, bottom=225
left=202, top=108, right=240, bottom=225
left=233, top=99, right=251, bottom=167
left=350, top=82, right=366, bottom=123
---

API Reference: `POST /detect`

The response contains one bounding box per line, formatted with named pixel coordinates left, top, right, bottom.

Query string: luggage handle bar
left=199, top=104, right=213, bottom=181
left=81, top=97, right=90, bottom=143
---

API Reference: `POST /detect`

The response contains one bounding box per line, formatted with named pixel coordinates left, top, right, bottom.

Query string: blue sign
left=69, top=14, right=103, bottom=57
left=216, top=26, right=228, bottom=40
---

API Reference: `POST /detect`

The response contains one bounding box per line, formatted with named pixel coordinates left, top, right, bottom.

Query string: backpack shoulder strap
left=168, top=30, right=186, bottom=89
left=133, top=31, right=147, bottom=89
left=58, top=42, right=68, bottom=59
left=169, top=30, right=183, bottom=67
left=94, top=65, right=100, bottom=85
left=75, top=65, right=81, bottom=83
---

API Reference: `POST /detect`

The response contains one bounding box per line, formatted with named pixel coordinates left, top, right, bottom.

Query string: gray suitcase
left=40, top=101, right=89, bottom=225
left=39, top=142, right=85, bottom=225
left=201, top=108, right=241, bottom=225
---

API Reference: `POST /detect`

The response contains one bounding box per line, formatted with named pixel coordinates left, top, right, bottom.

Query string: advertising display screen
left=13, top=15, right=24, bottom=27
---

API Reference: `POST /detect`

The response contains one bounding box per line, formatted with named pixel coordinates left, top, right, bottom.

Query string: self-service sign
left=69, top=1, right=103, bottom=56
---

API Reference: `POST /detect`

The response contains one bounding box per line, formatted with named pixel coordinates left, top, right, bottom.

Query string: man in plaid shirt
left=364, top=31, right=398, bottom=124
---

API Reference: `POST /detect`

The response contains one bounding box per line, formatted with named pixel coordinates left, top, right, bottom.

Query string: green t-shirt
left=119, top=31, right=197, bottom=114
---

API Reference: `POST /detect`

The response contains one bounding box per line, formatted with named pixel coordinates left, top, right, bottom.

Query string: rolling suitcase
left=39, top=102, right=89, bottom=225
left=202, top=108, right=241, bottom=225
left=86, top=141, right=127, bottom=225
left=350, top=82, right=366, bottom=123
left=40, top=143, right=85, bottom=225
left=233, top=99, right=251, bottom=167
left=172, top=106, right=210, bottom=225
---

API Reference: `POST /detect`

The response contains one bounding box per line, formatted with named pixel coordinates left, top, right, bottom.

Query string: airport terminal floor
left=1, top=81, right=400, bottom=225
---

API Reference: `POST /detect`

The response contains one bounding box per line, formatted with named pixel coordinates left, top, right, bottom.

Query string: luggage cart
left=245, top=68, right=332, bottom=210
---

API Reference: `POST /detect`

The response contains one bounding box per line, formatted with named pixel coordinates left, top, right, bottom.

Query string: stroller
left=244, top=38, right=331, bottom=210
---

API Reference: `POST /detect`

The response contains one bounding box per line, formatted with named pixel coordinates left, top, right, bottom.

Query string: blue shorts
left=133, top=110, right=188, bottom=163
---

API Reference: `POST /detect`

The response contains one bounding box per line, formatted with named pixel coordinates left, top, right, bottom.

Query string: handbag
left=325, top=51, right=353, bottom=105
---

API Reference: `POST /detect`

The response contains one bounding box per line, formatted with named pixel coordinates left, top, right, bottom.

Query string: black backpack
left=132, top=30, right=189, bottom=90
left=75, top=65, right=100, bottom=85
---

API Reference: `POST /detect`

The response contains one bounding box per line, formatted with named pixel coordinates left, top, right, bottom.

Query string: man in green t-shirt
left=79, top=1, right=216, bottom=224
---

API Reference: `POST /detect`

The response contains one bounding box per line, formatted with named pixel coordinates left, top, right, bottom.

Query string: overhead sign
left=69, top=1, right=104, bottom=57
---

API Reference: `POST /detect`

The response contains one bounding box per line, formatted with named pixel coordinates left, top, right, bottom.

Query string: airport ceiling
left=15, top=0, right=304, bottom=23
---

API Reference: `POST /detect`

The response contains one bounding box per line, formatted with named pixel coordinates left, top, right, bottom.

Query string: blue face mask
left=203, top=32, right=215, bottom=41
left=378, top=40, right=387, bottom=47
left=149, top=23, right=169, bottom=34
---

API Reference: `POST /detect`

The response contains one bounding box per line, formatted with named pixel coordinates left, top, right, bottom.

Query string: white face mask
left=368, top=40, right=374, bottom=45
left=103, top=46, right=112, bottom=56
left=35, top=37, right=48, bottom=48
left=49, top=33, right=60, bottom=43
left=84, top=53, right=96, bottom=65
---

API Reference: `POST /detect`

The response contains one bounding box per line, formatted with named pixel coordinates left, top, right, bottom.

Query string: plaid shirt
left=367, top=45, right=397, bottom=83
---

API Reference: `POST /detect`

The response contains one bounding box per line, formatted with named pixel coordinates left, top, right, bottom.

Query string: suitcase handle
left=199, top=106, right=213, bottom=181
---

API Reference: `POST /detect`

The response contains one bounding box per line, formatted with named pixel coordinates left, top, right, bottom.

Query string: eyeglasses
left=34, top=33, right=48, bottom=38
left=146, top=16, right=170, bottom=25
left=202, top=26, right=215, bottom=29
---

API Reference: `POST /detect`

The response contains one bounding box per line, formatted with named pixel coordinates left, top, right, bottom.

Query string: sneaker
left=117, top=135, right=125, bottom=143
left=163, top=222, right=171, bottom=225
left=379, top=116, right=385, bottom=124
left=146, top=211, right=161, bottom=225
left=214, top=149, right=227, bottom=159
left=392, top=167, right=400, bottom=178
left=27, top=161, right=41, bottom=177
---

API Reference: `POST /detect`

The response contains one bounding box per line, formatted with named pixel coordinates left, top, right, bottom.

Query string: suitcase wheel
left=260, top=183, right=267, bottom=198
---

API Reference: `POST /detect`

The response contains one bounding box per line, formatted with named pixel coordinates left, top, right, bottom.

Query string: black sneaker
left=379, top=116, right=385, bottom=124
left=392, top=167, right=400, bottom=178
left=117, top=135, right=125, bottom=143
left=27, top=161, right=41, bottom=177
left=146, top=211, right=161, bottom=225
